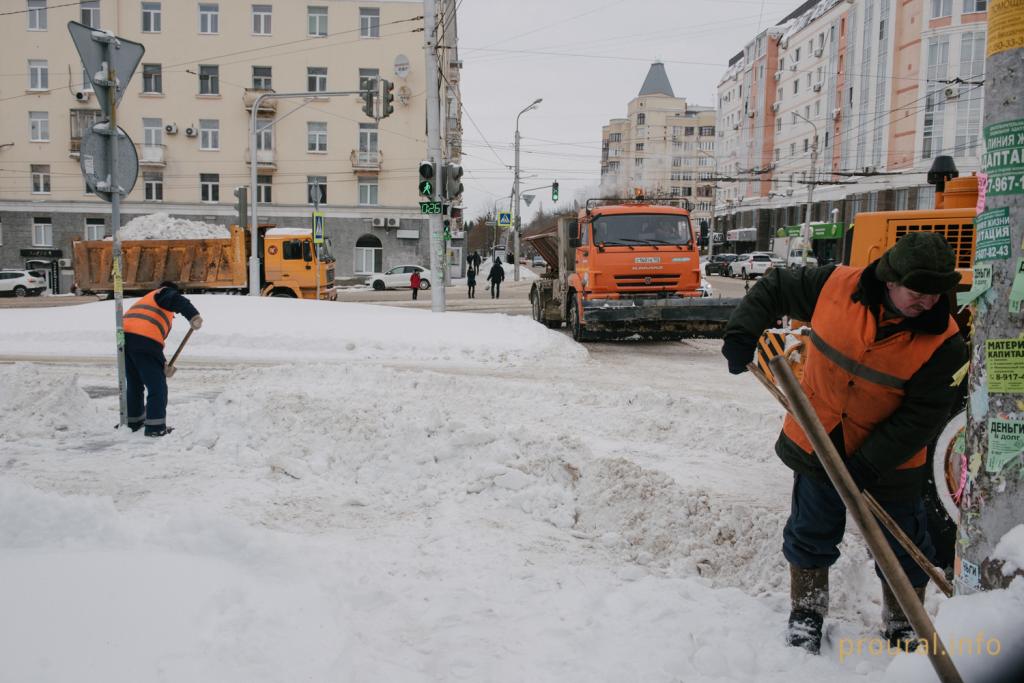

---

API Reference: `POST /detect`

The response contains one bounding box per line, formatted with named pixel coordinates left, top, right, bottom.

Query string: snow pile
left=478, top=257, right=539, bottom=281
left=115, top=213, right=230, bottom=240
left=0, top=364, right=105, bottom=439
left=994, top=524, right=1024, bottom=575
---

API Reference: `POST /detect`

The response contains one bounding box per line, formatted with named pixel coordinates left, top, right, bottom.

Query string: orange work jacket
left=782, top=266, right=960, bottom=470
left=124, top=289, right=174, bottom=346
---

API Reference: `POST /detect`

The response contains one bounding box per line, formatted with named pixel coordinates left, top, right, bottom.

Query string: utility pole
left=423, top=0, right=446, bottom=311
left=795, top=112, right=818, bottom=266
left=513, top=99, right=542, bottom=281
left=957, top=2, right=1024, bottom=595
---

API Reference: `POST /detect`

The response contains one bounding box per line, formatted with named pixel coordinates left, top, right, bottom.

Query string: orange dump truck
left=73, top=224, right=336, bottom=300
left=526, top=197, right=740, bottom=340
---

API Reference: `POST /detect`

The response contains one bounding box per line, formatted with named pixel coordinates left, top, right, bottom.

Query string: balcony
left=350, top=149, right=382, bottom=172
left=245, top=148, right=277, bottom=170
left=137, top=143, right=166, bottom=167
left=69, top=138, right=81, bottom=158
left=243, top=88, right=277, bottom=113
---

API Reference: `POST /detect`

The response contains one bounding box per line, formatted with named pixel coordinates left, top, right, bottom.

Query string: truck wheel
left=13, top=286, right=27, bottom=297
left=569, top=293, right=586, bottom=342
left=531, top=291, right=543, bottom=323
left=271, top=289, right=296, bottom=298
left=372, top=280, right=385, bottom=291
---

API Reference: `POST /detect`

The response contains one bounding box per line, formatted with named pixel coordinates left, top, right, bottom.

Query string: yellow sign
left=988, top=0, right=1024, bottom=57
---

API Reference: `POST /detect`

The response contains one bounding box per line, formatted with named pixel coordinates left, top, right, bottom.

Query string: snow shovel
left=763, top=356, right=963, bottom=683
left=165, top=328, right=193, bottom=378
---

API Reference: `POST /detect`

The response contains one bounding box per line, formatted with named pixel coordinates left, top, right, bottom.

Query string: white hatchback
left=728, top=252, right=785, bottom=279
left=0, top=269, right=47, bottom=297
left=365, top=265, right=432, bottom=291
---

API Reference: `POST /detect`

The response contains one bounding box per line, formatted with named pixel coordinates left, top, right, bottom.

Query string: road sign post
left=312, top=211, right=324, bottom=300
left=68, top=21, right=144, bottom=428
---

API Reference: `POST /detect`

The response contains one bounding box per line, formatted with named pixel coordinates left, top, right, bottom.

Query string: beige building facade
left=0, top=0, right=463, bottom=286
left=600, top=63, right=717, bottom=228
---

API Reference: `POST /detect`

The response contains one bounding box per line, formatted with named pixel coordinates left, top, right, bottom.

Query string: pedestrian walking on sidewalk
left=466, top=267, right=476, bottom=299
left=487, top=258, right=505, bottom=299
left=123, top=281, right=203, bottom=437
left=410, top=270, right=421, bottom=300
left=720, top=233, right=967, bottom=655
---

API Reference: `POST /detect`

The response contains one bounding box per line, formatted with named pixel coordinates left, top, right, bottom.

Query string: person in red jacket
left=123, top=281, right=202, bottom=436
left=410, top=270, right=422, bottom=300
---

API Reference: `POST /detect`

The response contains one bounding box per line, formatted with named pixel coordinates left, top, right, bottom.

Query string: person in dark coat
left=487, top=258, right=505, bottom=299
left=466, top=267, right=476, bottom=298
left=123, top=281, right=202, bottom=437
left=721, top=233, right=967, bottom=654
left=410, top=270, right=422, bottom=300
left=472, top=251, right=482, bottom=272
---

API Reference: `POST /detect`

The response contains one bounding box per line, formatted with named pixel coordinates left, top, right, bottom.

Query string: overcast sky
left=455, top=0, right=797, bottom=223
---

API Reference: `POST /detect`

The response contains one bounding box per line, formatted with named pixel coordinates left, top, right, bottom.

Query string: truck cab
left=261, top=227, right=336, bottom=300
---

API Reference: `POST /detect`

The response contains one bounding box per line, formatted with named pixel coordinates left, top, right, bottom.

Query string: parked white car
left=0, top=269, right=47, bottom=297
left=365, top=265, right=432, bottom=291
left=728, top=252, right=785, bottom=279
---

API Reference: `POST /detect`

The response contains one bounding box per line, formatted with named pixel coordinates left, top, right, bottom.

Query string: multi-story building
left=713, top=0, right=986, bottom=259
left=0, top=0, right=463, bottom=290
left=600, top=62, right=717, bottom=228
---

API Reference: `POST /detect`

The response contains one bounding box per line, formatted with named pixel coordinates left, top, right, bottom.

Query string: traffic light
left=443, top=163, right=464, bottom=200
left=233, top=186, right=248, bottom=228
left=360, top=77, right=376, bottom=118
left=551, top=180, right=559, bottom=202
left=698, top=220, right=709, bottom=247
left=418, top=160, right=436, bottom=197
left=379, top=79, right=395, bottom=119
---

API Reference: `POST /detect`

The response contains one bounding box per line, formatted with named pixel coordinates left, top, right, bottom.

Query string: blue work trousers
left=126, top=348, right=168, bottom=434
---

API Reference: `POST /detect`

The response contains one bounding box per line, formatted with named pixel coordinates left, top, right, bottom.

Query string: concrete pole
left=795, top=112, right=818, bottom=266
left=513, top=126, right=521, bottom=281
left=107, top=57, right=128, bottom=427
left=423, top=0, right=445, bottom=312
left=957, top=4, right=1024, bottom=595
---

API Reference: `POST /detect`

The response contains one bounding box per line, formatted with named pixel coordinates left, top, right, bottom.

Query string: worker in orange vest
left=721, top=233, right=966, bottom=654
left=123, top=281, right=202, bottom=437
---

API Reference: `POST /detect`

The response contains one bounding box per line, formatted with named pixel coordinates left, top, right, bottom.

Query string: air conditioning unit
left=74, top=90, right=91, bottom=101
left=184, top=126, right=197, bottom=137
left=371, top=217, right=385, bottom=227
left=863, top=166, right=877, bottom=174
left=831, top=109, right=842, bottom=121
left=944, top=86, right=958, bottom=99
left=812, top=82, right=822, bottom=92
left=774, top=71, right=782, bottom=81
left=385, top=217, right=400, bottom=228
left=58, top=258, right=72, bottom=268
left=813, top=48, right=823, bottom=58
left=732, top=123, right=740, bottom=130
left=747, top=111, right=756, bottom=118
left=771, top=102, right=780, bottom=112
left=165, top=123, right=178, bottom=135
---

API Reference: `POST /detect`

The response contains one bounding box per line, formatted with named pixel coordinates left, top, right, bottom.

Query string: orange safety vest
left=123, top=288, right=174, bottom=346
left=782, top=266, right=959, bottom=470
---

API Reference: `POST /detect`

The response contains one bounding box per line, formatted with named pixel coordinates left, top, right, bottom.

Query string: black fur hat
left=875, top=233, right=961, bottom=294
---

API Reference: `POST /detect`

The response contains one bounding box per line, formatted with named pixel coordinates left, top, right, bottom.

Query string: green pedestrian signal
left=418, top=160, right=436, bottom=198
left=551, top=180, right=559, bottom=202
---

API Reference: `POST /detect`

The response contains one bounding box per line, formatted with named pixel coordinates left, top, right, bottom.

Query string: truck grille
left=326, top=268, right=335, bottom=282
left=613, top=273, right=679, bottom=289
left=894, top=222, right=974, bottom=270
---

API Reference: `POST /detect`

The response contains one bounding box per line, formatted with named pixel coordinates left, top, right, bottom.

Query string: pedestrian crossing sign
left=312, top=211, right=325, bottom=244
left=498, top=212, right=512, bottom=228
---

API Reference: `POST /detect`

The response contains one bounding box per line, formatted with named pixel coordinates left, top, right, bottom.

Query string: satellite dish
left=394, top=54, right=410, bottom=80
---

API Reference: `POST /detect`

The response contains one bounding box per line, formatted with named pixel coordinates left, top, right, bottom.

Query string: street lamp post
left=697, top=149, right=719, bottom=260
left=513, top=98, right=542, bottom=282
left=793, top=111, right=819, bottom=266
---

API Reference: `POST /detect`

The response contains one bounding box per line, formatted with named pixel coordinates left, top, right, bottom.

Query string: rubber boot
left=787, top=565, right=829, bottom=654
left=882, top=581, right=927, bottom=650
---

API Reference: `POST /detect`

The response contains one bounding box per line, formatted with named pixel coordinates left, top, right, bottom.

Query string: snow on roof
left=265, top=227, right=312, bottom=236
left=115, top=213, right=229, bottom=240
left=778, top=0, right=843, bottom=44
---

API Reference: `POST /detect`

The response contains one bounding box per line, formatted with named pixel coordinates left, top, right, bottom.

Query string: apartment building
left=713, top=0, right=986, bottom=257
left=600, top=63, right=718, bottom=228
left=0, top=0, right=464, bottom=289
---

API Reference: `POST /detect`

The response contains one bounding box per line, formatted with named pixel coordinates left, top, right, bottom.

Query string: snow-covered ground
left=1, top=297, right=1021, bottom=682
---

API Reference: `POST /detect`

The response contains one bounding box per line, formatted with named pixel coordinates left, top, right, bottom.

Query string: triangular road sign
left=67, top=21, right=144, bottom=117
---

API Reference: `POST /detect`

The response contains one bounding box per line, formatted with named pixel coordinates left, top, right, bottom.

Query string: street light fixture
left=793, top=111, right=819, bottom=267
left=513, top=98, right=542, bottom=282
left=697, top=148, right=719, bottom=260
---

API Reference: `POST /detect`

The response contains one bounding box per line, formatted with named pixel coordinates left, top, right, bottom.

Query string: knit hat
left=875, top=233, right=961, bottom=294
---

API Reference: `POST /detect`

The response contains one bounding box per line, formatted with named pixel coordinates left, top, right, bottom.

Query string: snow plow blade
left=582, top=297, right=742, bottom=338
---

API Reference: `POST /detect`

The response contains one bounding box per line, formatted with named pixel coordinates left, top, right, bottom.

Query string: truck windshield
left=593, top=214, right=692, bottom=246
left=318, top=237, right=335, bottom=262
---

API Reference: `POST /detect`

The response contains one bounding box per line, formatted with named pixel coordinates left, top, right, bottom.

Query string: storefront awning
left=726, top=228, right=757, bottom=242
left=776, top=223, right=846, bottom=240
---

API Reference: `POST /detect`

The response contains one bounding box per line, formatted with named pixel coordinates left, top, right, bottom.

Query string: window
left=804, top=138, right=810, bottom=152
left=774, top=148, right=780, bottom=161
left=307, top=66, right=327, bottom=93
left=777, top=86, right=783, bottom=101
left=144, top=172, right=163, bottom=200
left=815, top=100, right=821, bottom=116
left=199, top=119, right=219, bottom=150
left=199, top=3, right=219, bottom=33
left=255, top=116, right=272, bottom=150
left=635, top=143, right=644, bottom=151
left=685, top=127, right=695, bottom=136
left=142, top=64, right=162, bottom=93
left=282, top=240, right=303, bottom=260
left=672, top=157, right=682, bottom=167
left=637, top=113, right=646, bottom=125
left=793, top=80, right=799, bottom=94
left=142, top=2, right=161, bottom=32
left=252, top=4, right=272, bottom=34
left=31, top=165, right=50, bottom=193
left=307, top=121, right=327, bottom=152
left=360, top=7, right=380, bottom=38
left=307, top=176, right=327, bottom=204
left=699, top=126, right=715, bottom=136
left=634, top=158, right=644, bottom=167
left=608, top=132, right=621, bottom=142
left=142, top=118, right=162, bottom=145
left=28, top=0, right=46, bottom=30
left=28, top=60, right=48, bottom=90
left=29, top=111, right=49, bottom=141
left=199, top=65, right=219, bottom=95
left=931, top=0, right=952, bottom=18
left=359, top=123, right=378, bottom=163
left=355, top=235, right=382, bottom=274
left=81, top=1, right=100, bottom=27
left=794, top=47, right=801, bottom=61
left=962, top=0, right=987, bottom=12
left=33, top=218, right=52, bottom=246
left=252, top=66, right=272, bottom=90
left=200, top=173, right=219, bottom=202
left=358, top=177, right=378, bottom=206
left=85, top=218, right=106, bottom=240
left=790, top=142, right=796, bottom=157
left=308, top=6, right=327, bottom=36
left=922, top=36, right=950, bottom=159
left=776, top=118, right=782, bottom=132
left=955, top=31, right=985, bottom=155
left=257, top=174, right=272, bottom=203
